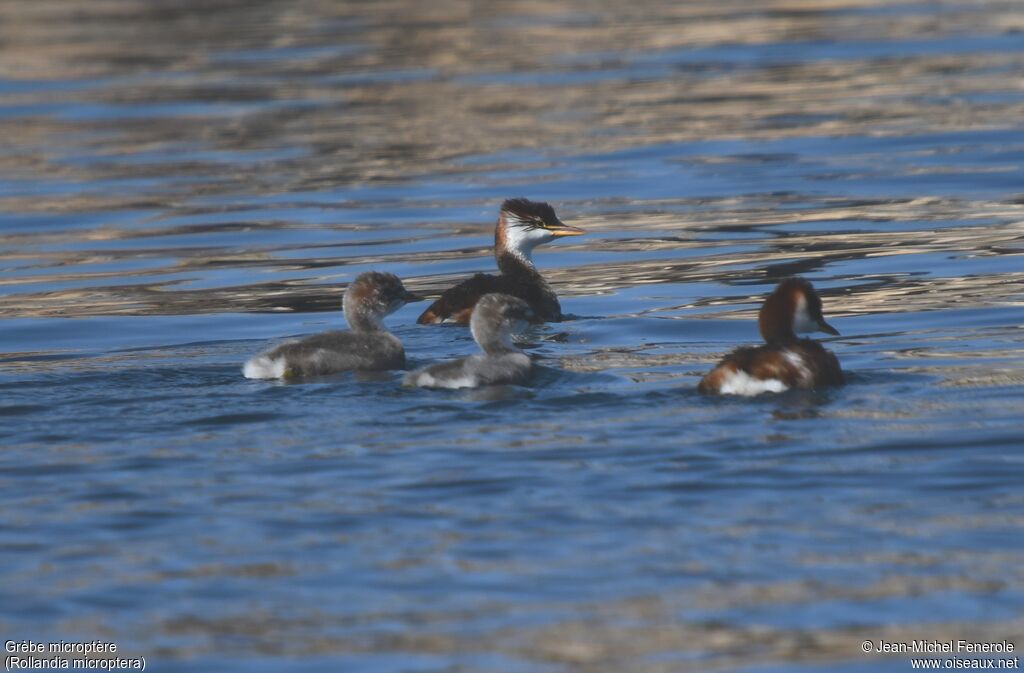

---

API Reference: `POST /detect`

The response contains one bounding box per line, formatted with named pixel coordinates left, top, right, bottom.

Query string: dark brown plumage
left=417, top=198, right=583, bottom=325
left=698, top=278, right=844, bottom=395
left=696, top=340, right=844, bottom=394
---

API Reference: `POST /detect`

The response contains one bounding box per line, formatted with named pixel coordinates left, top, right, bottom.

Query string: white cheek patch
left=504, top=218, right=552, bottom=262
left=718, top=369, right=789, bottom=396
left=792, top=293, right=819, bottom=334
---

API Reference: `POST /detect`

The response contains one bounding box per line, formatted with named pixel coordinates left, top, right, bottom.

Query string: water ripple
left=1, top=1, right=1023, bottom=671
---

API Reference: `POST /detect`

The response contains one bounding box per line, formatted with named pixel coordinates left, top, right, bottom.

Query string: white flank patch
left=718, top=370, right=788, bottom=396
left=435, top=374, right=478, bottom=389
left=783, top=350, right=811, bottom=385
left=243, top=355, right=286, bottom=379
left=408, top=370, right=478, bottom=389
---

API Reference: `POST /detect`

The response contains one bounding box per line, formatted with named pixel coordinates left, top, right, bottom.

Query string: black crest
left=501, top=198, right=559, bottom=225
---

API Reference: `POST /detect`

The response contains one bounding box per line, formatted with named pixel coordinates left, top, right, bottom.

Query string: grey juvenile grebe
left=698, top=278, right=844, bottom=395
left=416, top=198, right=583, bottom=325
left=244, top=271, right=423, bottom=380
left=405, top=293, right=534, bottom=389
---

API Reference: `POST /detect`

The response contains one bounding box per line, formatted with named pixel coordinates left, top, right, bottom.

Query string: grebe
left=244, top=271, right=422, bottom=380
left=405, top=293, right=534, bottom=389
left=698, top=278, right=844, bottom=396
left=417, top=198, right=583, bottom=325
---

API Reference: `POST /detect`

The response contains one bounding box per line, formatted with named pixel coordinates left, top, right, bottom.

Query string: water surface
left=1, top=1, right=1023, bottom=671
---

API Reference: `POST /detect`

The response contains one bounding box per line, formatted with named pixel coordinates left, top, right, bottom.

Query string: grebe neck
left=758, top=295, right=797, bottom=345
left=472, top=323, right=518, bottom=355
left=342, top=296, right=385, bottom=332
left=494, top=213, right=540, bottom=273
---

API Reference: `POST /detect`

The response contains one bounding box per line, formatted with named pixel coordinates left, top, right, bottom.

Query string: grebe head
left=758, top=277, right=839, bottom=344
left=496, top=198, right=584, bottom=264
left=470, top=293, right=535, bottom=354
left=343, top=271, right=423, bottom=331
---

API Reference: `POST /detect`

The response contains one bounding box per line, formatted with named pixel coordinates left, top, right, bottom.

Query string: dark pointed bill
left=818, top=319, right=839, bottom=336
left=403, top=291, right=425, bottom=303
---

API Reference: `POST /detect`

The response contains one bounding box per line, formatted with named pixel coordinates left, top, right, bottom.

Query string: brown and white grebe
left=417, top=198, right=583, bottom=325
left=405, top=293, right=534, bottom=389
left=698, top=278, right=844, bottom=395
left=244, top=271, right=423, bottom=380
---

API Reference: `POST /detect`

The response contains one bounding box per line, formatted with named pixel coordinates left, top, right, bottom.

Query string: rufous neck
left=758, top=303, right=796, bottom=345
left=496, top=250, right=538, bottom=276
left=495, top=214, right=538, bottom=271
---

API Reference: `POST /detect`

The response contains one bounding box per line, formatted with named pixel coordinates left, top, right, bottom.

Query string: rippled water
left=2, top=1, right=1023, bottom=671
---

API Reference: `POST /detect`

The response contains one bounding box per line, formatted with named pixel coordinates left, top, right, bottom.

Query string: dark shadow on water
left=188, top=412, right=283, bottom=427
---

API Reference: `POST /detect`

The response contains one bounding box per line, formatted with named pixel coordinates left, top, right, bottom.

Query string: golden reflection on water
left=2, top=0, right=1023, bottom=319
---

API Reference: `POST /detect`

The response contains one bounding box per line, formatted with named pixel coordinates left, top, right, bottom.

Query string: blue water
left=1, top=1, right=1022, bottom=672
